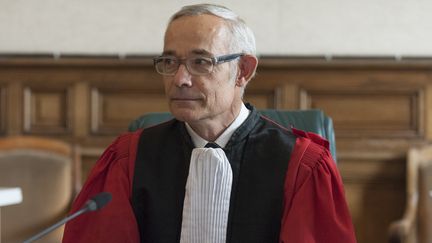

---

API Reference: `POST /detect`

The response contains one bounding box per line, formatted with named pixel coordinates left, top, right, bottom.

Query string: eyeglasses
left=153, top=53, right=244, bottom=76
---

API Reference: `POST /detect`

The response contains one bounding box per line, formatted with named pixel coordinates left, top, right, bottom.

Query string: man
left=63, top=4, right=356, bottom=243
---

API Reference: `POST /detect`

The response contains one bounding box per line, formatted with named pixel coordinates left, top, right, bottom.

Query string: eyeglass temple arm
left=215, top=53, right=244, bottom=64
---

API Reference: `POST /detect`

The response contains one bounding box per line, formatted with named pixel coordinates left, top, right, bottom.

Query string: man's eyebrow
left=161, top=49, right=212, bottom=56
left=191, top=49, right=212, bottom=56
left=162, top=50, right=176, bottom=56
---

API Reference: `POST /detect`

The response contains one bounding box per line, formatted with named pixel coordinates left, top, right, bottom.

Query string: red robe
left=63, top=128, right=356, bottom=243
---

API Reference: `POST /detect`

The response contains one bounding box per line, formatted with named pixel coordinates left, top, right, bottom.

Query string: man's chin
left=170, top=107, right=201, bottom=123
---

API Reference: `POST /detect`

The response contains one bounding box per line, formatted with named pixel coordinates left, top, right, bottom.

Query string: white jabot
left=186, top=103, right=250, bottom=148
left=180, top=148, right=233, bottom=243
left=181, top=103, right=249, bottom=242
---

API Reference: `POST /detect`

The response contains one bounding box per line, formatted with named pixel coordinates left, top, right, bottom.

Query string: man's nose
left=173, top=64, right=192, bottom=87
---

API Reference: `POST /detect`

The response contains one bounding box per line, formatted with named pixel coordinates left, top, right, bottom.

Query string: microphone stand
left=22, top=192, right=111, bottom=243
left=23, top=206, right=90, bottom=243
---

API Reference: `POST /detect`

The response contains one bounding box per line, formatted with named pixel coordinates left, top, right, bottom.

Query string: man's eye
left=164, top=58, right=177, bottom=65
left=192, top=58, right=210, bottom=65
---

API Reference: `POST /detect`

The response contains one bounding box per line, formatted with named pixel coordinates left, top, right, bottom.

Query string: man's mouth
left=170, top=97, right=201, bottom=101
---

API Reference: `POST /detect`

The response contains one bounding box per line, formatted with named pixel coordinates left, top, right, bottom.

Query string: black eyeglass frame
left=153, top=53, right=244, bottom=76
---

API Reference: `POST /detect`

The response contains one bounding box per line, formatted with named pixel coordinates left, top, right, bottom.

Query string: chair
left=388, top=145, right=432, bottom=243
left=128, top=109, right=337, bottom=161
left=0, top=136, right=79, bottom=243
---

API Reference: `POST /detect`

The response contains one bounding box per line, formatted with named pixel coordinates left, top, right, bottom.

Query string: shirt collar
left=185, top=103, right=250, bottom=148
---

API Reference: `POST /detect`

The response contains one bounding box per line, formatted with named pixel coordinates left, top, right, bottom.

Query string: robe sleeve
left=62, top=130, right=142, bottom=243
left=279, top=130, right=357, bottom=243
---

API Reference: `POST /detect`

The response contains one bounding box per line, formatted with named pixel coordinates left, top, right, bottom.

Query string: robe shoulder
left=279, top=128, right=357, bottom=243
left=62, top=129, right=143, bottom=243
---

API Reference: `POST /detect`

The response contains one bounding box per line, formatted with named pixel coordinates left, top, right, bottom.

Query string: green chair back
left=128, top=109, right=337, bottom=161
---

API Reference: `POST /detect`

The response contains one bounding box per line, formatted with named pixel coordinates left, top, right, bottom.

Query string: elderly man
left=63, top=4, right=356, bottom=243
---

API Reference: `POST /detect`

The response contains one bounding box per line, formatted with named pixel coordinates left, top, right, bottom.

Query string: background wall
left=1, top=0, right=432, bottom=56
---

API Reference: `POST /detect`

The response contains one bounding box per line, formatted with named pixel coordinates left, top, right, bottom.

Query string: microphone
left=23, top=192, right=112, bottom=243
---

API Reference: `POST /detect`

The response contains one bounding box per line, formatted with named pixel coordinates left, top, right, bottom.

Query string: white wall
left=1, top=0, right=432, bottom=56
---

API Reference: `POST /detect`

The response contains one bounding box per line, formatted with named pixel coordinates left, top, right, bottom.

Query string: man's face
left=163, top=14, right=242, bottom=125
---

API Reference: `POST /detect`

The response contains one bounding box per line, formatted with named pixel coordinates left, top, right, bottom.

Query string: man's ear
left=236, top=55, right=258, bottom=87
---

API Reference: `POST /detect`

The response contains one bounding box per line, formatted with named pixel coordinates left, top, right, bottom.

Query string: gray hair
left=169, top=4, right=256, bottom=55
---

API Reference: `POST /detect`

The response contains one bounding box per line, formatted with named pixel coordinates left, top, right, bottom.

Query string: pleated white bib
left=180, top=148, right=233, bottom=243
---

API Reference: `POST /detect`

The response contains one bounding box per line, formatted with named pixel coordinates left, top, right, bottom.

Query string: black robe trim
left=131, top=105, right=296, bottom=243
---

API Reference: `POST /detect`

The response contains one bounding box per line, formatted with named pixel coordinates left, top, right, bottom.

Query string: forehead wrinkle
left=191, top=49, right=212, bottom=56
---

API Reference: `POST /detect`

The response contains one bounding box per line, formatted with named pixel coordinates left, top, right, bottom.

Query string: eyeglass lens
left=155, top=56, right=214, bottom=75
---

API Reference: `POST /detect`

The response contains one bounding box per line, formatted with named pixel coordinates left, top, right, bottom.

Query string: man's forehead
left=164, top=14, right=228, bottom=40
left=163, top=15, right=231, bottom=57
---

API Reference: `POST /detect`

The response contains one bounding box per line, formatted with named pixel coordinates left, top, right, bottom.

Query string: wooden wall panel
left=346, top=183, right=405, bottom=243
left=339, top=157, right=405, bottom=184
left=23, top=87, right=72, bottom=134
left=244, top=90, right=277, bottom=109
left=90, top=88, right=169, bottom=134
left=339, top=152, right=406, bottom=243
left=301, top=88, right=423, bottom=138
